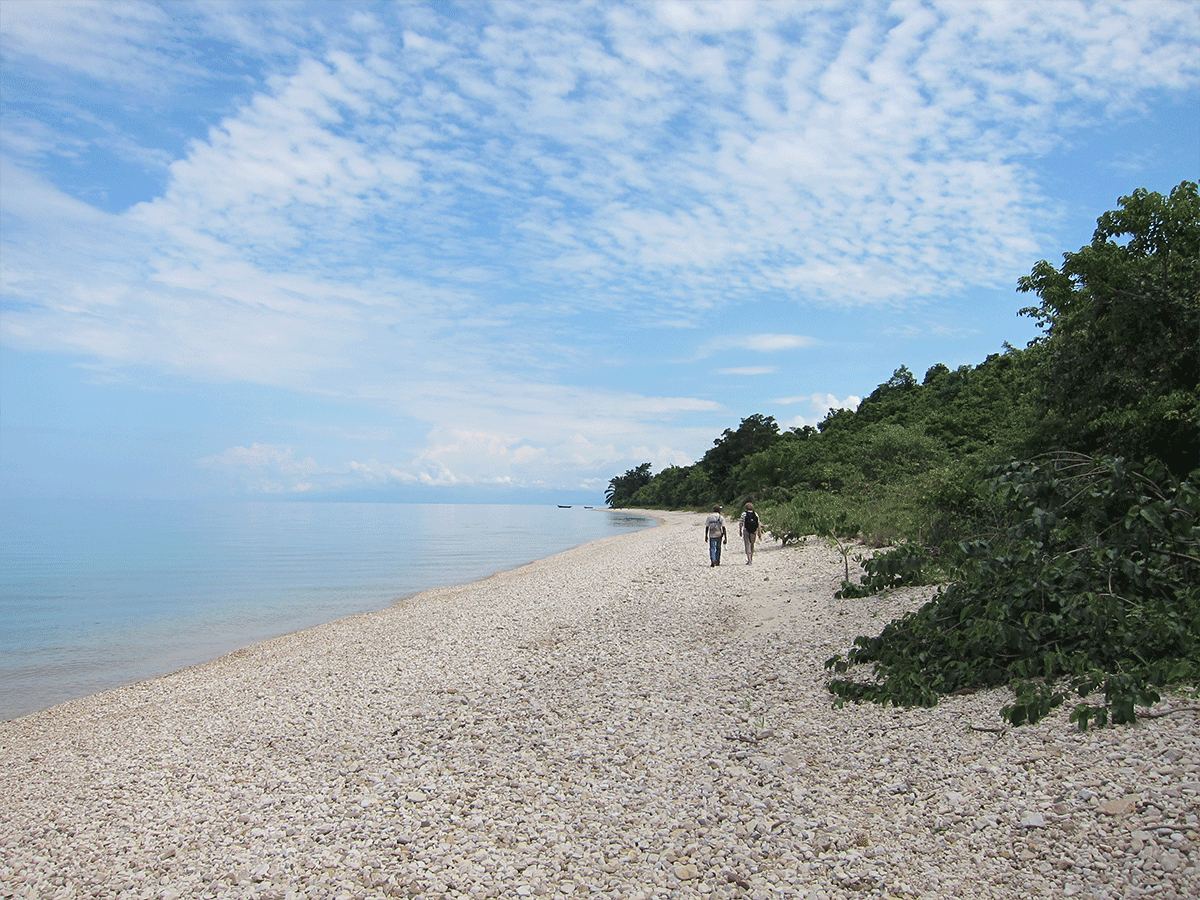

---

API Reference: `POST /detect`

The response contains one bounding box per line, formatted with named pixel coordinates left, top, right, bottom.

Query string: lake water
left=0, top=499, right=655, bottom=722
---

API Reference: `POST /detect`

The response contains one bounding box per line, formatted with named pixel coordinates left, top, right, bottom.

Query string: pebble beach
left=2, top=511, right=1197, bottom=900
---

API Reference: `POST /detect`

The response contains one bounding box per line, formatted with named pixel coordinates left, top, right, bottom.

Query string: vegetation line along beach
left=607, top=183, right=1199, bottom=735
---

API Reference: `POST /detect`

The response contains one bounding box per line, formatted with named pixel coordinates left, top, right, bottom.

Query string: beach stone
left=1100, top=795, right=1140, bottom=816
left=673, top=863, right=700, bottom=880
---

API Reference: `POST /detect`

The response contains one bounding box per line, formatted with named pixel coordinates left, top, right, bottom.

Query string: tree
left=1018, top=181, right=1199, bottom=475
left=699, top=414, right=781, bottom=495
left=817, top=407, right=857, bottom=433
left=732, top=434, right=818, bottom=497
left=855, top=366, right=918, bottom=427
left=857, top=424, right=949, bottom=483
left=605, top=462, right=652, bottom=507
left=628, top=464, right=689, bottom=508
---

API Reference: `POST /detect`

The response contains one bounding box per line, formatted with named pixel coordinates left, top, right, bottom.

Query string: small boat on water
left=557, top=504, right=572, bottom=508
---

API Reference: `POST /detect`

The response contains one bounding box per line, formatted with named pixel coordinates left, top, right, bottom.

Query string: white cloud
left=197, top=443, right=321, bottom=494
left=775, top=392, right=862, bottom=430
left=0, top=1, right=186, bottom=90
left=731, top=334, right=817, bottom=352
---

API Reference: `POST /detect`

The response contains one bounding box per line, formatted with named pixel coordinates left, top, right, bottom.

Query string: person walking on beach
left=705, top=506, right=727, bottom=566
left=739, top=501, right=760, bottom=564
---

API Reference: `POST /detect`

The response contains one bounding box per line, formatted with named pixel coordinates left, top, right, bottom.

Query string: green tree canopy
left=699, top=414, right=781, bottom=494
left=1018, top=181, right=1199, bottom=475
left=605, top=462, right=652, bottom=507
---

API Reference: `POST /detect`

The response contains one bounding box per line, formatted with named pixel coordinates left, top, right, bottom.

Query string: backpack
left=744, top=510, right=759, bottom=534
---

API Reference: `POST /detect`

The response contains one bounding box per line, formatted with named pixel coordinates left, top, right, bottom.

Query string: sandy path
left=1, top=512, right=1196, bottom=899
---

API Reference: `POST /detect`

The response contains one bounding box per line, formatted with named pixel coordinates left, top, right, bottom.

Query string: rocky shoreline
left=2, top=511, right=1197, bottom=899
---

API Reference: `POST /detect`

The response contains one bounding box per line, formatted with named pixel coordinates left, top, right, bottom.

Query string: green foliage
left=733, top=427, right=822, bottom=497
left=732, top=348, right=1038, bottom=505
left=1018, top=181, right=1199, bottom=475
left=699, top=414, right=781, bottom=497
left=754, top=450, right=1007, bottom=553
left=628, top=464, right=715, bottom=509
left=605, top=462, right=652, bottom=508
left=825, top=455, right=1200, bottom=728
left=859, top=424, right=950, bottom=484
left=759, top=490, right=861, bottom=544
left=613, top=343, right=1039, bottom=521
left=835, top=542, right=933, bottom=599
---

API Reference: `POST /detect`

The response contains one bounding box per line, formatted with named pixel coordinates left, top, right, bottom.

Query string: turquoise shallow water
left=0, top=499, right=654, bottom=721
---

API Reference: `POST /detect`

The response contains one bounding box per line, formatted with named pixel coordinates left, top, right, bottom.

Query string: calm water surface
left=0, top=500, right=654, bottom=721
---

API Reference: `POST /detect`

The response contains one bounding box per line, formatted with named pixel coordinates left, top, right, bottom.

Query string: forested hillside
left=607, top=182, right=1199, bottom=728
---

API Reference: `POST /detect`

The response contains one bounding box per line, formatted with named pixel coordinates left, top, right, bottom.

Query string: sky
left=1, top=0, right=1197, bottom=505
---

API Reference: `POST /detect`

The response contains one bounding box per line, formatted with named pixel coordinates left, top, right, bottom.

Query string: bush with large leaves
left=826, top=454, right=1200, bottom=728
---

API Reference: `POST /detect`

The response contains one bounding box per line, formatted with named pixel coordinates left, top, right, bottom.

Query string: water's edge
left=1, top=502, right=657, bottom=721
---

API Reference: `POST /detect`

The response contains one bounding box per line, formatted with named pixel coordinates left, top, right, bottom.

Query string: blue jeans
left=709, top=537, right=723, bottom=565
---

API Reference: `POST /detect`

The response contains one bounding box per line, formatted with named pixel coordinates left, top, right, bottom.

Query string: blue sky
left=1, top=1, right=1197, bottom=503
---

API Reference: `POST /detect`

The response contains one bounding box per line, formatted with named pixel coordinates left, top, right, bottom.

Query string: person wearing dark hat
left=704, top=505, right=727, bottom=566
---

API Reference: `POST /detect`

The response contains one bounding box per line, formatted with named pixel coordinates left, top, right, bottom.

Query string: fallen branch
left=749, top=674, right=780, bottom=689
left=1137, top=705, right=1200, bottom=720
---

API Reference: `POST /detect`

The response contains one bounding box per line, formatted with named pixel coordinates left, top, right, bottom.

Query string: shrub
left=825, top=454, right=1200, bottom=728
left=835, top=542, right=933, bottom=599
